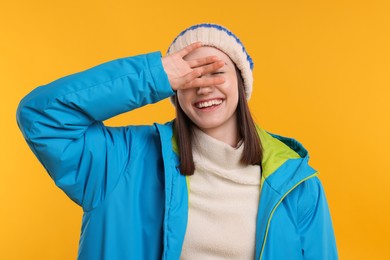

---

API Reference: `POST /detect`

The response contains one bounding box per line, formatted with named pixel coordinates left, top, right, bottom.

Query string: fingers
left=179, top=69, right=226, bottom=89
left=168, top=42, right=227, bottom=90
left=185, top=76, right=225, bottom=89
left=170, top=65, right=225, bottom=90
left=175, top=60, right=225, bottom=89
left=177, top=42, right=202, bottom=57
left=194, top=60, right=225, bottom=76
left=187, top=56, right=220, bottom=68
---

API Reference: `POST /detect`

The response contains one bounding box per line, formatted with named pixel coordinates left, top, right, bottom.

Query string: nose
left=196, top=85, right=214, bottom=95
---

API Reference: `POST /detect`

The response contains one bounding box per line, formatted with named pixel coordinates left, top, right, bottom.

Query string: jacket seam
left=297, top=177, right=319, bottom=226
left=83, top=126, right=134, bottom=213
left=26, top=70, right=141, bottom=139
left=259, top=172, right=318, bottom=259
left=165, top=172, right=176, bottom=258
left=145, top=56, right=164, bottom=101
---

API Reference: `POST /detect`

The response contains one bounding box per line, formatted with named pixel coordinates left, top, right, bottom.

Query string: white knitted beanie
left=167, top=23, right=254, bottom=100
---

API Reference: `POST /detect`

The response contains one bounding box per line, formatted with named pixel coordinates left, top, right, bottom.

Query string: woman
left=17, top=23, right=337, bottom=259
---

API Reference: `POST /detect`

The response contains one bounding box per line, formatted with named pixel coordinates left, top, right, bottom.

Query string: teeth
left=196, top=99, right=222, bottom=108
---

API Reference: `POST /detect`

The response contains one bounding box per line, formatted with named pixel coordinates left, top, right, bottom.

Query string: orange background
left=1, top=0, right=389, bottom=259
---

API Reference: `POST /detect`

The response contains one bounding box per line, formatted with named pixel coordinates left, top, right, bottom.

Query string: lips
left=194, top=99, right=223, bottom=109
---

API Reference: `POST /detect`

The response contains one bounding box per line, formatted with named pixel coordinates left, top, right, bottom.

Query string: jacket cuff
left=146, top=51, right=175, bottom=100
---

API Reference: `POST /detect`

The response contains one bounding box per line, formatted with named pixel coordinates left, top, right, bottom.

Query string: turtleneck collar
left=192, top=127, right=261, bottom=185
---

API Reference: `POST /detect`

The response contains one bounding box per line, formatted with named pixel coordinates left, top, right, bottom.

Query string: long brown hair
left=174, top=67, right=263, bottom=176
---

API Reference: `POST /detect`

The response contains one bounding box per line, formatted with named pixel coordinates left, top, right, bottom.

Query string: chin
left=194, top=120, right=223, bottom=131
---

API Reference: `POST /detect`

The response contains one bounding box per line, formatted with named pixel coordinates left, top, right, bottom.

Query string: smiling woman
left=16, top=23, right=338, bottom=259
left=173, top=45, right=262, bottom=176
left=178, top=47, right=241, bottom=143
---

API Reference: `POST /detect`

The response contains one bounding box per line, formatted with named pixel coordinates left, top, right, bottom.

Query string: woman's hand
left=162, top=42, right=225, bottom=91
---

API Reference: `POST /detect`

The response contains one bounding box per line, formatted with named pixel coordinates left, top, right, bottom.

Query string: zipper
left=258, top=172, right=318, bottom=259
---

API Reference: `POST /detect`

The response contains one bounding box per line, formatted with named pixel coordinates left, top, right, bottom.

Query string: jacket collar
left=154, top=122, right=188, bottom=260
left=255, top=126, right=314, bottom=189
left=254, top=126, right=317, bottom=259
left=169, top=121, right=314, bottom=189
left=155, top=121, right=317, bottom=259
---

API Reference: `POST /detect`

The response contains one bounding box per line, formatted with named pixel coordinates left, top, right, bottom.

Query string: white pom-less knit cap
left=167, top=23, right=254, bottom=100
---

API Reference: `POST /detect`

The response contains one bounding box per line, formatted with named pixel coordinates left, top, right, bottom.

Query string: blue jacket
left=17, top=52, right=338, bottom=259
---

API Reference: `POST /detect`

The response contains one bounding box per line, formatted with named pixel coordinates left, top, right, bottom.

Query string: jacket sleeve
left=16, top=51, right=174, bottom=211
left=297, top=177, right=338, bottom=259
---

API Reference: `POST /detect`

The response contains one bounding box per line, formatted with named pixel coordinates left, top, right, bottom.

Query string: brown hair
left=174, top=67, right=263, bottom=176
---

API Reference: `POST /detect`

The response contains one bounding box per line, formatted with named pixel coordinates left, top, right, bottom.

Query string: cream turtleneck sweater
left=180, top=128, right=261, bottom=260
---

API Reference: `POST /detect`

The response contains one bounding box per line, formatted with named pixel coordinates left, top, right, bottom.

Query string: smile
left=194, top=99, right=223, bottom=109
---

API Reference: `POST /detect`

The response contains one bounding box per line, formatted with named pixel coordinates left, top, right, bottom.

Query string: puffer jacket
left=17, top=51, right=338, bottom=259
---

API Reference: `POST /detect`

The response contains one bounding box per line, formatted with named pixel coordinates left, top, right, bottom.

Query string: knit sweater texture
left=180, top=127, right=261, bottom=259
